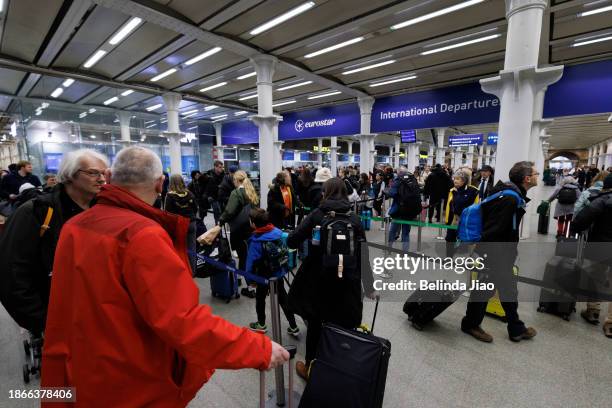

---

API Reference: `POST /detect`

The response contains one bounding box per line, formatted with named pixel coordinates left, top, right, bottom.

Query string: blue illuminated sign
left=282, top=151, right=295, bottom=161
left=279, top=103, right=360, bottom=140
left=400, top=130, right=417, bottom=143
left=487, top=132, right=498, bottom=145
left=448, top=133, right=483, bottom=146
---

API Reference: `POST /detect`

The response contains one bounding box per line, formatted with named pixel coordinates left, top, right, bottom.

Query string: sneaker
left=580, top=309, right=600, bottom=325
left=603, top=322, right=612, bottom=339
left=461, top=326, right=493, bottom=343
left=287, top=326, right=300, bottom=338
left=510, top=327, right=537, bottom=342
left=241, top=287, right=256, bottom=298
left=249, top=322, right=267, bottom=333
left=296, top=361, right=309, bottom=381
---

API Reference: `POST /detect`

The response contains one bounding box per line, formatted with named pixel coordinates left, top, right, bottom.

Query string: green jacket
left=219, top=187, right=247, bottom=225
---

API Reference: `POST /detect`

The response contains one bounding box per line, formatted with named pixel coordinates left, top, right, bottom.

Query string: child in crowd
left=246, top=208, right=300, bottom=337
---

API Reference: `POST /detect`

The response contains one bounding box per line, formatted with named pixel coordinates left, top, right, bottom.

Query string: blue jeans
left=388, top=222, right=411, bottom=252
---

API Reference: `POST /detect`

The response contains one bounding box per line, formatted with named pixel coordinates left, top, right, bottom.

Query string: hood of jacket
left=590, top=189, right=612, bottom=205
left=319, top=197, right=352, bottom=213
left=95, top=184, right=187, bottom=245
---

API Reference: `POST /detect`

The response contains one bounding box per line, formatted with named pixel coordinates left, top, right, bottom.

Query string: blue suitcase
left=209, top=260, right=240, bottom=303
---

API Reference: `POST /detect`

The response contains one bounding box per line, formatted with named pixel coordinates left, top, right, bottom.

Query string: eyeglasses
left=78, top=169, right=105, bottom=178
left=530, top=172, right=540, bottom=176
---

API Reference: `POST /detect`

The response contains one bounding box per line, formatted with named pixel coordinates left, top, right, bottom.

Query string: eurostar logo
left=295, top=120, right=304, bottom=132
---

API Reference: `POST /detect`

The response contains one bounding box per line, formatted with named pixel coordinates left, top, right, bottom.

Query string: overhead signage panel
left=487, top=132, right=498, bottom=145
left=371, top=83, right=500, bottom=132
left=222, top=120, right=258, bottom=145
left=279, top=103, right=360, bottom=140
left=400, top=129, right=416, bottom=143
left=448, top=133, right=483, bottom=146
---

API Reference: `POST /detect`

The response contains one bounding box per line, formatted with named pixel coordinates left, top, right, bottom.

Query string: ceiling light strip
left=277, top=81, right=313, bottom=91
left=391, top=0, right=485, bottom=30
left=420, top=34, right=501, bottom=55
left=109, top=17, right=143, bottom=45
left=342, top=60, right=396, bottom=75
left=304, top=37, right=365, bottom=58
left=370, top=75, right=417, bottom=87
left=307, top=91, right=341, bottom=99
left=249, top=2, right=315, bottom=36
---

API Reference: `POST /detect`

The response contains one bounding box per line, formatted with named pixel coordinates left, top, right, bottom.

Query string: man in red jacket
left=42, top=146, right=288, bottom=407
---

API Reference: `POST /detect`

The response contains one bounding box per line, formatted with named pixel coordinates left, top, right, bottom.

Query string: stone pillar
left=273, top=125, right=283, bottom=173
left=407, top=143, right=419, bottom=172
left=436, top=128, right=446, bottom=165
left=213, top=122, right=223, bottom=162
left=162, top=92, right=183, bottom=175
left=427, top=144, right=435, bottom=166
left=347, top=141, right=353, bottom=163
left=394, top=138, right=401, bottom=168
left=452, top=148, right=463, bottom=170
left=116, top=111, right=132, bottom=143
left=480, top=0, right=563, bottom=183
left=466, top=145, right=475, bottom=169
left=477, top=145, right=484, bottom=170
left=358, top=97, right=375, bottom=174
left=330, top=137, right=339, bottom=175
left=249, top=54, right=281, bottom=208
left=606, top=139, right=612, bottom=169
left=317, top=138, right=323, bottom=168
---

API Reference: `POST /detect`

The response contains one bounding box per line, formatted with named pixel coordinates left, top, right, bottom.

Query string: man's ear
left=155, top=175, right=164, bottom=194
left=104, top=168, right=112, bottom=184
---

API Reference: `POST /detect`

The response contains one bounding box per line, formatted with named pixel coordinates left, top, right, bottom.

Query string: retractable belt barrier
left=193, top=252, right=283, bottom=286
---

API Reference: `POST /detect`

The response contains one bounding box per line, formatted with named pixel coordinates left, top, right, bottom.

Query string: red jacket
left=42, top=185, right=271, bottom=407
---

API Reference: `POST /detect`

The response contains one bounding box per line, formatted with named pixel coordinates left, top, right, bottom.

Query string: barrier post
left=417, top=209, right=424, bottom=253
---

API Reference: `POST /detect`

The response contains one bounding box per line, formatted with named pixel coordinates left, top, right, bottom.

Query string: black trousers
left=462, top=264, right=526, bottom=337
left=255, top=279, right=297, bottom=328
left=428, top=200, right=443, bottom=223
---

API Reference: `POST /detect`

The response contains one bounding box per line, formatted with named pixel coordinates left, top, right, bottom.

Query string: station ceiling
left=0, top=0, right=610, bottom=147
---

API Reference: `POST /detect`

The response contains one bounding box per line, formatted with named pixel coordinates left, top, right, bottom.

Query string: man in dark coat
left=205, top=160, right=225, bottom=223
left=423, top=164, right=453, bottom=223
left=0, top=160, right=41, bottom=200
left=461, top=161, right=539, bottom=343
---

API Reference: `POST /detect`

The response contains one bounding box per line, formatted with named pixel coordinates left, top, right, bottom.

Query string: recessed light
left=204, top=105, right=218, bottom=111
left=83, top=50, right=107, bottom=69
left=150, top=68, right=177, bottom=82
left=41, top=103, right=49, bottom=109
left=199, top=82, right=227, bottom=92
left=277, top=81, right=313, bottom=91
left=369, top=75, right=417, bottom=87
left=304, top=37, right=364, bottom=59
left=89, top=135, right=96, bottom=139
left=249, top=2, right=315, bottom=36
left=50, top=87, right=63, bottom=98
left=184, top=47, right=222, bottom=66
left=572, top=35, right=612, bottom=47
left=308, top=91, right=341, bottom=99
left=272, top=100, right=296, bottom=107
left=146, top=103, right=163, bottom=112
left=391, top=0, right=484, bottom=30
left=109, top=17, right=142, bottom=45
left=234, top=111, right=248, bottom=116
left=579, top=4, right=612, bottom=17
left=181, top=109, right=198, bottom=116
left=211, top=114, right=228, bottom=120
left=237, top=71, right=257, bottom=80
left=103, top=96, right=119, bottom=105
left=88, top=108, right=96, bottom=113
left=342, top=60, right=396, bottom=75
left=239, top=94, right=258, bottom=101
left=62, top=78, right=75, bottom=87
left=121, top=90, right=134, bottom=96
left=421, top=34, right=500, bottom=55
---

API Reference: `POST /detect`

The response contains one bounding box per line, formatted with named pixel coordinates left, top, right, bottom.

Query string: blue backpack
left=458, top=190, right=525, bottom=242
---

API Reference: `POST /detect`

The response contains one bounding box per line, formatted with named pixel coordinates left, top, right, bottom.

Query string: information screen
left=223, top=149, right=237, bottom=161
left=44, top=153, right=63, bottom=172
left=282, top=151, right=294, bottom=161
left=448, top=133, right=483, bottom=146
left=400, top=129, right=417, bottom=143
left=487, top=132, right=498, bottom=145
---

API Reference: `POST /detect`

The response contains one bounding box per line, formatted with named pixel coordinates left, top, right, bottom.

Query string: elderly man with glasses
left=0, top=148, right=109, bottom=338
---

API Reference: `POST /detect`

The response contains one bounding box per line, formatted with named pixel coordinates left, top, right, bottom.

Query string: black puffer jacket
left=0, top=184, right=82, bottom=335
left=572, top=189, right=612, bottom=247
left=423, top=167, right=453, bottom=203
left=287, top=198, right=374, bottom=327
left=164, top=191, right=197, bottom=221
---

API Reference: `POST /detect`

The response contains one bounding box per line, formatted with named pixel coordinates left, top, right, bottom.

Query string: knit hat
left=603, top=173, right=612, bottom=189
left=314, top=167, right=332, bottom=183
left=18, top=183, right=35, bottom=194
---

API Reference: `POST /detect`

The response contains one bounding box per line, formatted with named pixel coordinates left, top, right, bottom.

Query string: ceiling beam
left=0, top=56, right=257, bottom=112
left=90, top=0, right=369, bottom=98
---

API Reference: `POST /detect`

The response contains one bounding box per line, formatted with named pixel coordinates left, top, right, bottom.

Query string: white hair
left=111, top=146, right=162, bottom=186
left=57, top=149, right=110, bottom=183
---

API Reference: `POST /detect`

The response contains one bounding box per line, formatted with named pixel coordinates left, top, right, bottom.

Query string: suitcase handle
left=371, top=295, right=380, bottom=334
left=259, top=345, right=297, bottom=408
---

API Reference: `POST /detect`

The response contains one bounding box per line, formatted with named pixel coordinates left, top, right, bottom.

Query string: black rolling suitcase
left=299, top=298, right=390, bottom=408
left=537, top=255, right=578, bottom=320
left=402, top=282, right=463, bottom=330
left=536, top=201, right=549, bottom=234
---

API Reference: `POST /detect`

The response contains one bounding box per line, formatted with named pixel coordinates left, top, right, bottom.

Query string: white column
left=606, top=139, right=612, bottom=169
left=598, top=142, right=607, bottom=170
left=347, top=141, right=353, bottom=163
left=490, top=149, right=497, bottom=167
left=249, top=54, right=281, bottom=209
left=330, top=137, right=339, bottom=174
left=477, top=145, right=484, bottom=170
left=480, top=0, right=563, bottom=183
left=484, top=145, right=492, bottom=165
left=317, top=138, right=323, bottom=168
left=358, top=97, right=375, bottom=173
left=116, top=111, right=132, bottom=143
left=394, top=138, right=401, bottom=168
left=162, top=92, right=183, bottom=175
left=452, top=148, right=463, bottom=170
left=407, top=143, right=418, bottom=172
left=213, top=122, right=223, bottom=162
left=427, top=144, right=435, bottom=166
left=273, top=125, right=283, bottom=173
left=436, top=128, right=446, bottom=165
left=466, top=145, right=475, bottom=169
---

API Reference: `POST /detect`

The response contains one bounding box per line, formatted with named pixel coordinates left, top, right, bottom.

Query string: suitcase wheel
left=225, top=299, right=231, bottom=304
left=411, top=321, right=424, bottom=331
left=23, top=364, right=30, bottom=384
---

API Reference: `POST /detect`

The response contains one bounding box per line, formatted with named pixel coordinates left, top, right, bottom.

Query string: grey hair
left=56, top=149, right=109, bottom=183
left=561, top=176, right=577, bottom=186
left=397, top=166, right=408, bottom=176
left=454, top=170, right=470, bottom=185
left=111, top=146, right=163, bottom=186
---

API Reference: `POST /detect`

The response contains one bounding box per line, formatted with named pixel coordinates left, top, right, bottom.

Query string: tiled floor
left=1, top=186, right=610, bottom=407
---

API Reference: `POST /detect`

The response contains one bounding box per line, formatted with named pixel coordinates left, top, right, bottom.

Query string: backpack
left=458, top=189, right=525, bottom=242
left=557, top=186, right=577, bottom=205
left=392, top=175, right=422, bottom=219
left=319, top=211, right=360, bottom=279
left=260, top=239, right=289, bottom=278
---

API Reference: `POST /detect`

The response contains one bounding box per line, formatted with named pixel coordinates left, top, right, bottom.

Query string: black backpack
left=392, top=175, right=422, bottom=219
left=319, top=211, right=360, bottom=280
left=557, top=187, right=577, bottom=205
left=260, top=239, right=289, bottom=278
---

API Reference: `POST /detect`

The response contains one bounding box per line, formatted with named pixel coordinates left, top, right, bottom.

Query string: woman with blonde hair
left=219, top=170, right=260, bottom=296
left=165, top=174, right=198, bottom=274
